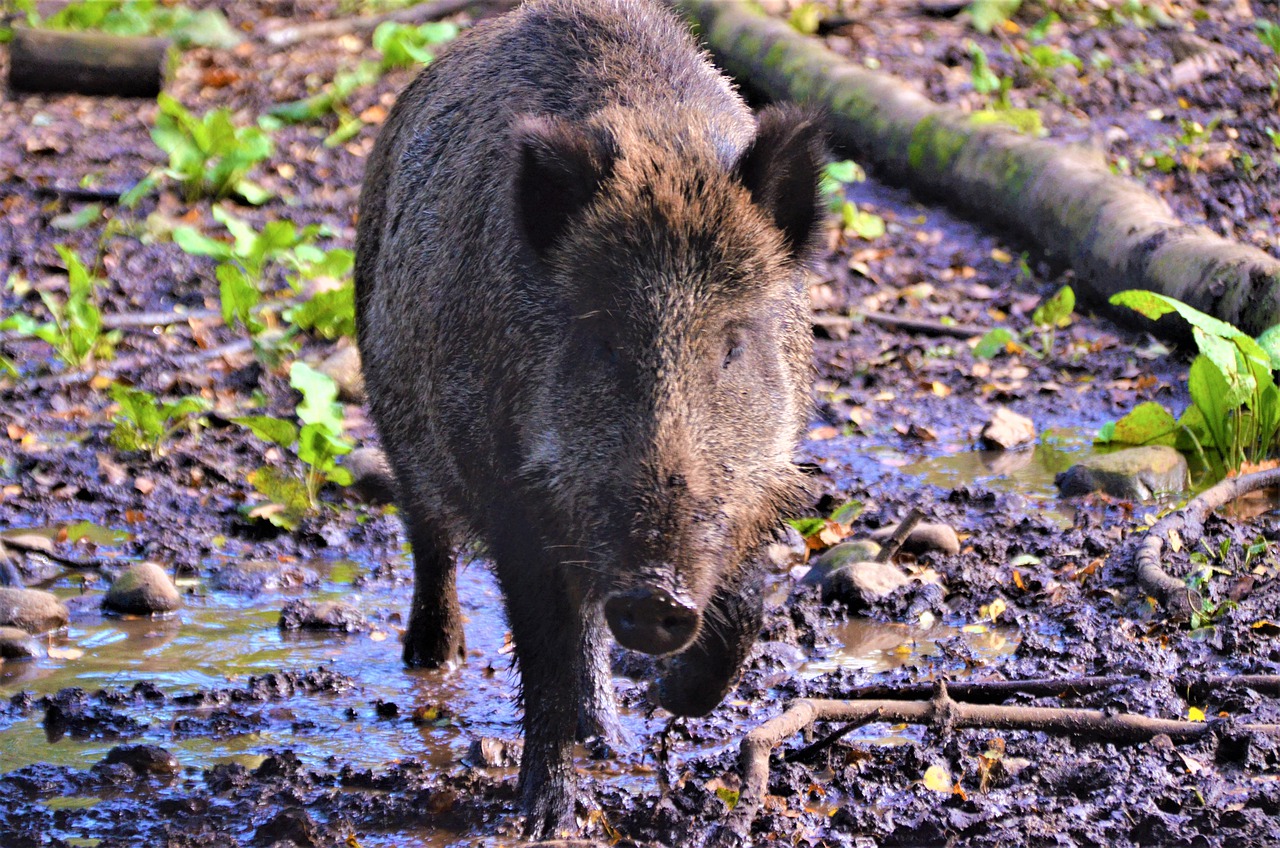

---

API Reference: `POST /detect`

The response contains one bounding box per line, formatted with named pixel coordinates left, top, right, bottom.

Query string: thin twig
left=713, top=683, right=1280, bottom=845
left=875, top=508, right=924, bottom=563
left=261, top=0, right=516, bottom=49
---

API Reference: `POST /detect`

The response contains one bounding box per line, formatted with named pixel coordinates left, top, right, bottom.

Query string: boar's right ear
left=735, top=105, right=826, bottom=260
left=513, top=115, right=616, bottom=257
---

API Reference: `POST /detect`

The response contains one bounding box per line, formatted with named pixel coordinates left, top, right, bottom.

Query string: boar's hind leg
left=577, top=607, right=622, bottom=744
left=656, top=560, right=765, bottom=717
left=402, top=517, right=466, bottom=668
left=501, top=562, right=585, bottom=838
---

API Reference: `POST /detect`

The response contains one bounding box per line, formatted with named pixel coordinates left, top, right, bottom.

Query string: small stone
left=1056, top=446, right=1189, bottom=500
left=800, top=540, right=882, bottom=586
left=316, top=343, right=365, bottom=403
left=766, top=524, right=807, bottom=567
left=980, top=407, right=1036, bottom=450
left=343, top=447, right=397, bottom=505
left=103, top=562, right=181, bottom=615
left=870, top=522, right=961, bottom=557
left=0, top=587, right=69, bottom=633
left=821, top=561, right=915, bottom=610
left=466, top=736, right=522, bottom=768
left=278, top=599, right=366, bottom=633
left=100, top=744, right=180, bottom=776
left=0, top=625, right=43, bottom=660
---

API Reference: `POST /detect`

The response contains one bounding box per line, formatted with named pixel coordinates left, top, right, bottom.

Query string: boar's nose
left=604, top=588, right=699, bottom=656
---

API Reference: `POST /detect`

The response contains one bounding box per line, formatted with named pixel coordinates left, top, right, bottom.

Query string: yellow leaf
left=1188, top=706, right=1205, bottom=722
left=48, top=646, right=84, bottom=660
left=922, top=764, right=952, bottom=792
left=1168, top=528, right=1182, bottom=553
left=930, top=381, right=951, bottom=397
left=990, top=248, right=1013, bottom=263
left=962, top=623, right=989, bottom=634
left=980, top=597, right=1007, bottom=623
left=369, top=631, right=388, bottom=642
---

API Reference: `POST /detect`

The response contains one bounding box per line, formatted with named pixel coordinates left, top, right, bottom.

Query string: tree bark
left=8, top=28, right=170, bottom=98
left=672, top=0, right=1280, bottom=336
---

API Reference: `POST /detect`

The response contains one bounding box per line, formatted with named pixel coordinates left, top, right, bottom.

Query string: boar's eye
left=723, top=339, right=745, bottom=369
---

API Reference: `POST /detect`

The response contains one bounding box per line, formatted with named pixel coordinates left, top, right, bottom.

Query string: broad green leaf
left=829, top=499, right=863, bottom=525
left=1032, top=285, right=1075, bottom=328
left=290, top=361, right=344, bottom=432
left=173, top=226, right=232, bottom=259
left=245, top=466, right=309, bottom=530
left=1098, top=401, right=1178, bottom=446
left=234, top=415, right=297, bottom=448
left=974, top=327, right=1016, bottom=359
left=1187, top=354, right=1234, bottom=456
left=967, top=0, right=1022, bottom=33
left=217, top=263, right=262, bottom=333
left=1256, top=323, right=1280, bottom=370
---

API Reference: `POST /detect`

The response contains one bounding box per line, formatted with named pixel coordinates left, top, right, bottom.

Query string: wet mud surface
left=2, top=2, right=1280, bottom=846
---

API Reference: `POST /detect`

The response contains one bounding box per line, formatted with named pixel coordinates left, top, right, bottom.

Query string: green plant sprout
left=108, top=385, right=208, bottom=458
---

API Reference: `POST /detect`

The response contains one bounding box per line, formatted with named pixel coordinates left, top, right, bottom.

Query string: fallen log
left=8, top=28, right=171, bottom=98
left=671, top=0, right=1280, bottom=337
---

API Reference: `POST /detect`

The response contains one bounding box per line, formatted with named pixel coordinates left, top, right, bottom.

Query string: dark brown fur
left=355, top=0, right=822, bottom=836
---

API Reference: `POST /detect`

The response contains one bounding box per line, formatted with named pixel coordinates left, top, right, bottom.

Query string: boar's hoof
left=402, top=625, right=466, bottom=668
left=604, top=588, right=698, bottom=655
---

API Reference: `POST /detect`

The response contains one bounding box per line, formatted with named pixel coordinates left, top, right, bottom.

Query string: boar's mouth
left=603, top=586, right=699, bottom=655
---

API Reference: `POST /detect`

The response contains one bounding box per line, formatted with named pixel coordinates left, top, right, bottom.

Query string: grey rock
left=0, top=587, right=69, bottom=633
left=343, top=447, right=397, bottom=505
left=870, top=522, right=961, bottom=557
left=821, top=560, right=916, bottom=610
left=103, top=562, right=181, bottom=615
left=0, top=625, right=43, bottom=660
left=316, top=343, right=365, bottom=404
left=1056, top=445, right=1189, bottom=500
left=980, top=406, right=1036, bottom=450
left=800, top=539, right=882, bottom=586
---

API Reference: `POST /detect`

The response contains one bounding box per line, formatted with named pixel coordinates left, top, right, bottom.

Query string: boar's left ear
left=513, top=115, right=617, bottom=257
left=735, top=105, right=826, bottom=260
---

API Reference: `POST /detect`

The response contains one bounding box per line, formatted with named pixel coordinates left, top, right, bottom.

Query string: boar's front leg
left=402, top=516, right=466, bottom=668
left=656, top=558, right=765, bottom=717
left=577, top=605, right=622, bottom=744
left=497, top=551, right=585, bottom=838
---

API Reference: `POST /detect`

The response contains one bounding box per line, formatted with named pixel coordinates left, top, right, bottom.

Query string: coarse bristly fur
left=355, top=0, right=824, bottom=837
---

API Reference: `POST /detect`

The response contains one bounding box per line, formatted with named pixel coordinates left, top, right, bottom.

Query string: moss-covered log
left=673, top=0, right=1280, bottom=336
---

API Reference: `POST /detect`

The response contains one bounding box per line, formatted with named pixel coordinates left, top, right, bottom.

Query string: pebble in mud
left=99, top=744, right=180, bottom=777
left=820, top=560, right=918, bottom=609
left=0, top=625, right=43, bottom=660
left=278, top=599, right=367, bottom=633
left=211, top=560, right=320, bottom=594
left=315, top=342, right=366, bottom=403
left=465, top=737, right=522, bottom=768
left=800, top=539, right=882, bottom=586
left=102, top=562, right=181, bottom=615
left=980, top=406, right=1036, bottom=450
left=0, top=586, right=69, bottom=633
left=870, top=521, right=961, bottom=557
left=342, top=447, right=397, bottom=505
left=1056, top=445, right=1189, bottom=500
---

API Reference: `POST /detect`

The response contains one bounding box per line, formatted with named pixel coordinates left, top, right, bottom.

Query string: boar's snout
left=604, top=587, right=699, bottom=655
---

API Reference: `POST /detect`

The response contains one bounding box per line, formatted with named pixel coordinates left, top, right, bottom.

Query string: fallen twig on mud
left=1183, top=675, right=1280, bottom=699
left=713, top=680, right=1280, bottom=844
left=2, top=534, right=115, bottom=571
left=864, top=311, right=991, bottom=339
left=1135, top=466, right=1280, bottom=619
left=874, top=508, right=924, bottom=563
left=261, top=0, right=517, bottom=49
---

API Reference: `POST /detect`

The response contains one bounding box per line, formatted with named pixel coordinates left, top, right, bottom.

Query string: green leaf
left=974, top=327, right=1015, bottom=359
left=297, top=422, right=352, bottom=473
left=234, top=415, right=298, bottom=448
left=829, top=499, right=863, bottom=525
left=967, top=0, right=1022, bottom=34
left=173, top=226, right=232, bottom=260
left=1109, top=290, right=1249, bottom=344
left=788, top=517, right=826, bottom=538
left=1098, top=401, right=1178, bottom=446
left=1031, top=285, right=1075, bottom=328
left=245, top=466, right=309, bottom=530
left=1187, top=354, right=1234, bottom=457
left=285, top=282, right=355, bottom=339
left=290, top=361, right=344, bottom=432
left=1255, top=323, right=1280, bottom=371
left=50, top=203, right=103, bottom=231
left=217, top=263, right=262, bottom=333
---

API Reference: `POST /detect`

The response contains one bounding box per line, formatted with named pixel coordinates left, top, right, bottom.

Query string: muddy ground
left=1, top=1, right=1279, bottom=846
